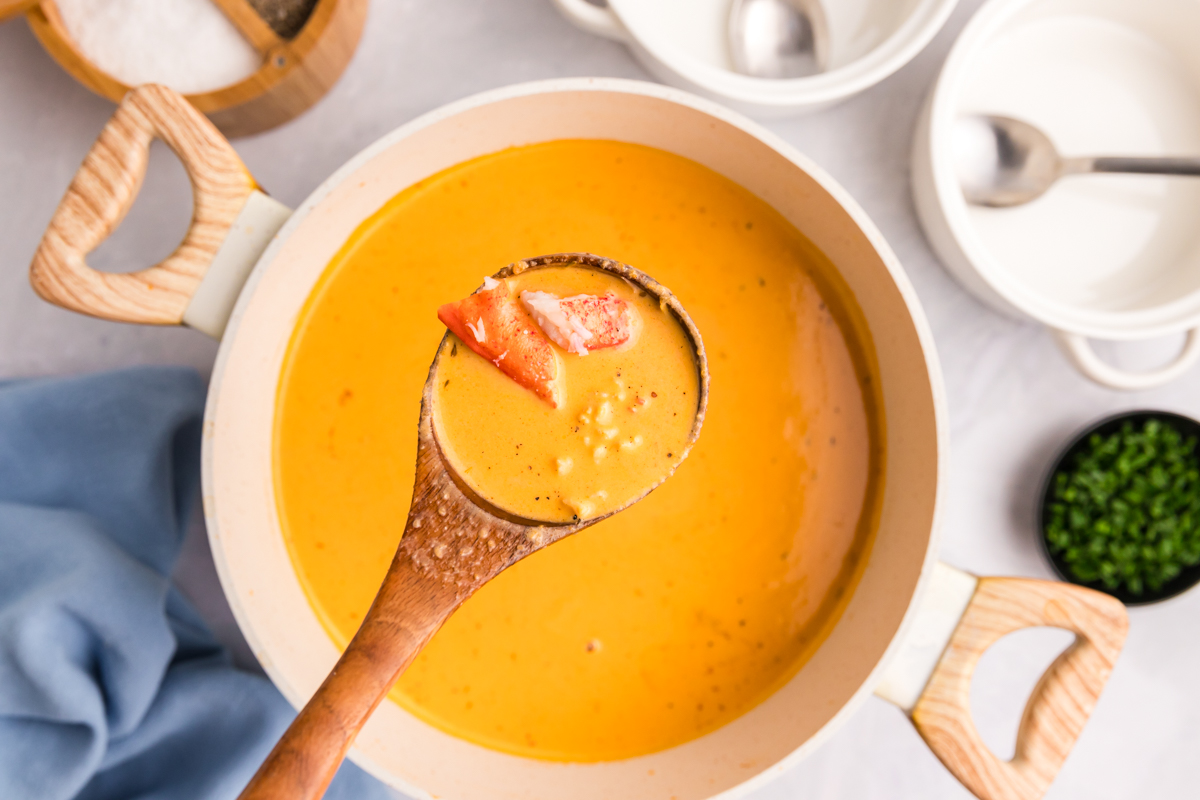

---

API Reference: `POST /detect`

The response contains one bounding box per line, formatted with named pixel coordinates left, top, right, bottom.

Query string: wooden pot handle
left=911, top=577, right=1129, bottom=800
left=29, top=84, right=258, bottom=325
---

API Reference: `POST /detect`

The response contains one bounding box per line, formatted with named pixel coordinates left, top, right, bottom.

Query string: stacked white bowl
left=913, top=0, right=1200, bottom=389
left=552, top=0, right=961, bottom=116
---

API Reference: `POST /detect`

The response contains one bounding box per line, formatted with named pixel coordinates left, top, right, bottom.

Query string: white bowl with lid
left=913, top=0, right=1200, bottom=390
left=551, top=0, right=960, bottom=116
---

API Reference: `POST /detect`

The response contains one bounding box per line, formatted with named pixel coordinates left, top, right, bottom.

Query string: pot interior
left=205, top=81, right=942, bottom=800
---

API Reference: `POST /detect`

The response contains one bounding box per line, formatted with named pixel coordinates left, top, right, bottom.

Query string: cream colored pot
left=31, top=79, right=1128, bottom=800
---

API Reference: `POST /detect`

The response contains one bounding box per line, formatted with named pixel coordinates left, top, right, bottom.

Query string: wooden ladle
left=237, top=252, right=710, bottom=800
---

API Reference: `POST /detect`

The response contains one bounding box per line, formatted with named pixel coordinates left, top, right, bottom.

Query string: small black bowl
left=1037, top=409, right=1200, bottom=606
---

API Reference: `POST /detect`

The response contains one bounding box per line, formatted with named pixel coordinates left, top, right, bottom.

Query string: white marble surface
left=2, top=1, right=1198, bottom=797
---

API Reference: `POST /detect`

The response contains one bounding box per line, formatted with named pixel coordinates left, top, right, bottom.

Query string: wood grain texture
left=209, top=0, right=284, bottom=54
left=202, top=0, right=366, bottom=137
left=911, top=578, right=1129, bottom=800
left=29, top=84, right=257, bottom=325
left=237, top=254, right=710, bottom=800
left=25, top=0, right=367, bottom=137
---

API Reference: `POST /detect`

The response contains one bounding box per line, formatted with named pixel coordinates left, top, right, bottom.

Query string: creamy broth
left=275, top=140, right=884, bottom=761
left=434, top=265, right=700, bottom=522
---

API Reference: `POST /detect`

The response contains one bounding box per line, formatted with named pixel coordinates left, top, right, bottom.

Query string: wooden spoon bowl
left=238, top=252, right=709, bottom=800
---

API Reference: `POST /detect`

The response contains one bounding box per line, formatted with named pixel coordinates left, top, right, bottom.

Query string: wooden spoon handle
left=29, top=84, right=257, bottom=325
left=238, top=554, right=461, bottom=800
left=911, top=577, right=1128, bottom=800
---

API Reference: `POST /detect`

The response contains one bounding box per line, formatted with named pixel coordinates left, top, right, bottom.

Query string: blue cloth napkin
left=0, top=367, right=393, bottom=800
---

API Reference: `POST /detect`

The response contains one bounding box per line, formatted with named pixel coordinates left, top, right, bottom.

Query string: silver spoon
left=954, top=114, right=1200, bottom=208
left=728, top=0, right=829, bottom=79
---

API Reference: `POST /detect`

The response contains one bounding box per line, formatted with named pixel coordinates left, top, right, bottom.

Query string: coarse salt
left=56, top=0, right=262, bottom=94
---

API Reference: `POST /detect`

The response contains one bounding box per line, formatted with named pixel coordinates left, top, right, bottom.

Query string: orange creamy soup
left=275, top=140, right=884, bottom=761
left=433, top=264, right=701, bottom=522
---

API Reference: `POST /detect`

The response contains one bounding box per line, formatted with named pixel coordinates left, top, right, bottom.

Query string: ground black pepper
left=248, top=0, right=319, bottom=39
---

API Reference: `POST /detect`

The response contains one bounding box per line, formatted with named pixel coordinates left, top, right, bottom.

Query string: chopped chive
left=1045, top=419, right=1200, bottom=596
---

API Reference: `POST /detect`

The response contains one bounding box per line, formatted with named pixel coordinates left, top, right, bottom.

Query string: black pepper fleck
left=247, top=0, right=318, bottom=39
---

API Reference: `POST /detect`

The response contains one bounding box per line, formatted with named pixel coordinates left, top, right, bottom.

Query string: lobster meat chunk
left=438, top=278, right=637, bottom=406
left=519, top=290, right=633, bottom=356
left=438, top=280, right=560, bottom=406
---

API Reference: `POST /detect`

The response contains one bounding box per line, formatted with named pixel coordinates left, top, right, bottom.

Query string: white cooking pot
left=30, top=78, right=1127, bottom=800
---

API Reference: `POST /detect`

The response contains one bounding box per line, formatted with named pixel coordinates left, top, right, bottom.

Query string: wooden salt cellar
left=0, top=0, right=366, bottom=137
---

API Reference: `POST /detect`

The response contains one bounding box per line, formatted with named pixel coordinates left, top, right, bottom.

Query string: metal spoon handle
left=1064, top=156, right=1200, bottom=176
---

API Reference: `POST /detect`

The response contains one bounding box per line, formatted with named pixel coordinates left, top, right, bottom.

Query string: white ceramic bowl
left=912, top=0, right=1200, bottom=390
left=552, top=0, right=960, bottom=117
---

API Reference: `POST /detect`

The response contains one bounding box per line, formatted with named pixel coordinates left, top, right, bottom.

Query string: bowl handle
left=1053, top=328, right=1200, bottom=391
left=550, top=0, right=628, bottom=41
left=876, top=564, right=1128, bottom=800
left=29, top=84, right=292, bottom=338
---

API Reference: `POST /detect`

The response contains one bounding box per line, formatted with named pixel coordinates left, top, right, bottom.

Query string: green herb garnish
left=1045, top=418, right=1200, bottom=596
